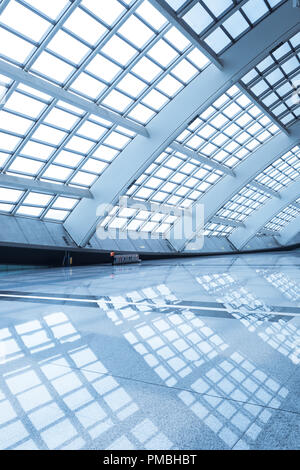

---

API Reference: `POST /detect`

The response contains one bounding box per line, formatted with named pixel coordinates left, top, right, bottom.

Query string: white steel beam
left=229, top=178, right=300, bottom=250
left=0, top=0, right=9, bottom=14
left=169, top=120, right=300, bottom=251
left=124, top=197, right=182, bottom=215
left=0, top=59, right=149, bottom=137
left=211, top=216, right=245, bottom=228
left=170, top=142, right=235, bottom=176
left=250, top=181, right=281, bottom=199
left=64, top=2, right=299, bottom=247
left=0, top=174, right=92, bottom=199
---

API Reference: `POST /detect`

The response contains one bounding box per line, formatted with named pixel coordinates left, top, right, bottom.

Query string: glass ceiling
left=165, top=0, right=286, bottom=55
left=0, top=0, right=210, bottom=221
left=254, top=145, right=300, bottom=193
left=0, top=0, right=298, bottom=244
left=204, top=144, right=300, bottom=237
left=204, top=184, right=272, bottom=237
left=260, top=199, right=300, bottom=233
left=104, top=83, right=281, bottom=236
left=241, top=31, right=300, bottom=126
left=174, top=84, right=280, bottom=168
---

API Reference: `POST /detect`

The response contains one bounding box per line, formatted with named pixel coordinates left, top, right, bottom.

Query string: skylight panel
left=0, top=28, right=35, bottom=64
left=0, top=203, right=14, bottom=213
left=42, top=165, right=72, bottom=182
left=206, top=0, right=234, bottom=16
left=21, top=141, right=54, bottom=160
left=136, top=1, right=168, bottom=31
left=141, top=89, right=169, bottom=110
left=103, top=132, right=131, bottom=149
left=165, top=0, right=185, bottom=10
left=204, top=28, right=231, bottom=55
left=65, top=135, right=95, bottom=153
left=23, top=0, right=69, bottom=20
left=52, top=197, right=78, bottom=210
left=242, top=0, right=268, bottom=24
left=64, top=8, right=108, bottom=45
left=102, top=90, right=133, bottom=113
left=156, top=75, right=183, bottom=96
left=4, top=92, right=46, bottom=119
left=0, top=111, right=33, bottom=135
left=47, top=31, right=90, bottom=64
left=23, top=193, right=53, bottom=206
left=81, top=158, right=107, bottom=174
left=44, top=108, right=79, bottom=130
left=92, top=146, right=119, bottom=162
left=171, top=60, right=198, bottom=83
left=187, top=49, right=210, bottom=69
left=44, top=209, right=69, bottom=221
left=86, top=55, right=121, bottom=83
left=127, top=104, right=155, bottom=124
left=31, top=125, right=67, bottom=146
left=183, top=3, right=213, bottom=34
left=0, top=131, right=21, bottom=151
left=70, top=171, right=97, bottom=187
left=131, top=56, right=162, bottom=82
left=101, top=36, right=137, bottom=66
left=118, top=15, right=154, bottom=49
left=82, top=0, right=125, bottom=26
left=223, top=11, right=250, bottom=39
left=16, top=206, right=43, bottom=217
left=8, top=157, right=44, bottom=176
left=70, top=73, right=107, bottom=99
left=0, top=1, right=51, bottom=42
left=31, top=52, right=74, bottom=84
left=0, top=187, right=23, bottom=203
left=164, top=27, right=190, bottom=52
left=54, top=150, right=83, bottom=167
left=77, top=121, right=107, bottom=140
left=147, top=40, right=179, bottom=67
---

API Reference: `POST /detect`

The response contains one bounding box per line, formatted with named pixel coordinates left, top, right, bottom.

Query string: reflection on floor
left=0, top=251, right=299, bottom=450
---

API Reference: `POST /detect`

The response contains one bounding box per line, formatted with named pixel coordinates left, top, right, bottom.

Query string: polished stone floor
left=0, top=251, right=299, bottom=450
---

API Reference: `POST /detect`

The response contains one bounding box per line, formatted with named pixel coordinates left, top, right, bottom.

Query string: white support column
left=64, top=2, right=299, bottom=246
left=169, top=120, right=300, bottom=251
left=229, top=178, right=300, bottom=250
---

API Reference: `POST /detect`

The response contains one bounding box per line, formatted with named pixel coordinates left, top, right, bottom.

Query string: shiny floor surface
left=0, top=251, right=300, bottom=450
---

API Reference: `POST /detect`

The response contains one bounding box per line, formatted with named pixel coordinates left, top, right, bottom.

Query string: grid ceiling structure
left=0, top=0, right=299, bottom=250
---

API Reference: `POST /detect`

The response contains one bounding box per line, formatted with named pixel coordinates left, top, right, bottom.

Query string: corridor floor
left=0, top=251, right=299, bottom=450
